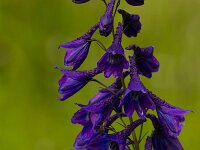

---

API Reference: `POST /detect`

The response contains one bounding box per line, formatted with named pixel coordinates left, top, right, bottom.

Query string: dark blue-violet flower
left=98, top=23, right=129, bottom=78
left=146, top=114, right=184, bottom=150
left=120, top=57, right=155, bottom=119
left=126, top=45, right=160, bottom=78
left=56, top=67, right=102, bottom=100
left=125, top=0, right=144, bottom=6
left=59, top=24, right=99, bottom=70
left=118, top=9, right=141, bottom=37
left=148, top=91, right=190, bottom=138
left=72, top=0, right=90, bottom=4
left=99, top=0, right=115, bottom=36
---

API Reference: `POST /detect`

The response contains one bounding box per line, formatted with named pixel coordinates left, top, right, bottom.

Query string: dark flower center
left=108, top=54, right=123, bottom=64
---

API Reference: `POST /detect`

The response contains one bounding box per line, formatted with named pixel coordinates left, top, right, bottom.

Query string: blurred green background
left=0, top=0, right=199, bottom=149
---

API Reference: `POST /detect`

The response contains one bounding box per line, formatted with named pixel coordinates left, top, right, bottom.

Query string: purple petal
left=64, top=42, right=91, bottom=70
left=71, top=108, right=90, bottom=126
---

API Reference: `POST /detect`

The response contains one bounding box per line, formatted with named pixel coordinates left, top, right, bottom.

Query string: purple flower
left=98, top=23, right=129, bottom=78
left=146, top=114, right=184, bottom=150
left=148, top=91, right=190, bottom=138
left=72, top=0, right=90, bottom=4
left=121, top=57, right=155, bottom=118
left=126, top=45, right=160, bottom=78
left=118, top=9, right=142, bottom=37
left=56, top=67, right=102, bottom=100
left=59, top=24, right=99, bottom=70
left=99, top=0, right=115, bottom=36
left=125, top=0, right=144, bottom=6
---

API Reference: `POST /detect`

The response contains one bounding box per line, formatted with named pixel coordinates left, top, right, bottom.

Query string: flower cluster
left=56, top=0, right=190, bottom=149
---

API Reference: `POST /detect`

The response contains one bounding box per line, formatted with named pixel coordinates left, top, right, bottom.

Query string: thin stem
left=119, top=117, right=127, bottom=127
left=138, top=123, right=144, bottom=143
left=101, top=0, right=107, bottom=6
left=89, top=38, right=107, bottom=51
left=139, top=131, right=149, bottom=143
left=90, top=78, right=116, bottom=94
left=113, top=0, right=120, bottom=17
left=129, top=117, right=139, bottom=150
left=117, top=122, right=126, bottom=128
left=90, top=78, right=108, bottom=88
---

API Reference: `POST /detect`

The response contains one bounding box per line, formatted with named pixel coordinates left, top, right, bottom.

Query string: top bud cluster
left=56, top=0, right=190, bottom=150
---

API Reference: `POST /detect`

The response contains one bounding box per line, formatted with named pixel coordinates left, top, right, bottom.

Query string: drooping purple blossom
left=125, top=0, right=144, bottom=6
left=126, top=45, right=160, bottom=78
left=99, top=0, right=116, bottom=36
left=98, top=23, right=129, bottom=78
left=118, top=9, right=142, bottom=37
left=72, top=0, right=90, bottom=4
left=146, top=114, right=184, bottom=150
left=120, top=57, right=155, bottom=118
left=148, top=91, right=190, bottom=138
left=56, top=67, right=102, bottom=100
left=59, top=24, right=99, bottom=70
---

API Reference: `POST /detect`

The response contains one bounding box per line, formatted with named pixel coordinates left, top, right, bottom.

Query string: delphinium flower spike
left=56, top=1, right=190, bottom=150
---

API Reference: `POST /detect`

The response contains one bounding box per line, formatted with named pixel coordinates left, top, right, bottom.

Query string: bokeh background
left=0, top=0, right=200, bottom=149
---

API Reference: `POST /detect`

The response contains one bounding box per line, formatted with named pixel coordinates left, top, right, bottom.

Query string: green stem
left=129, top=117, right=140, bottom=150
left=138, top=123, right=144, bottom=143
left=89, top=38, right=107, bottom=51
left=101, top=0, right=107, bottom=6
left=113, top=0, right=120, bottom=17
left=90, top=78, right=108, bottom=88
left=90, top=78, right=116, bottom=94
